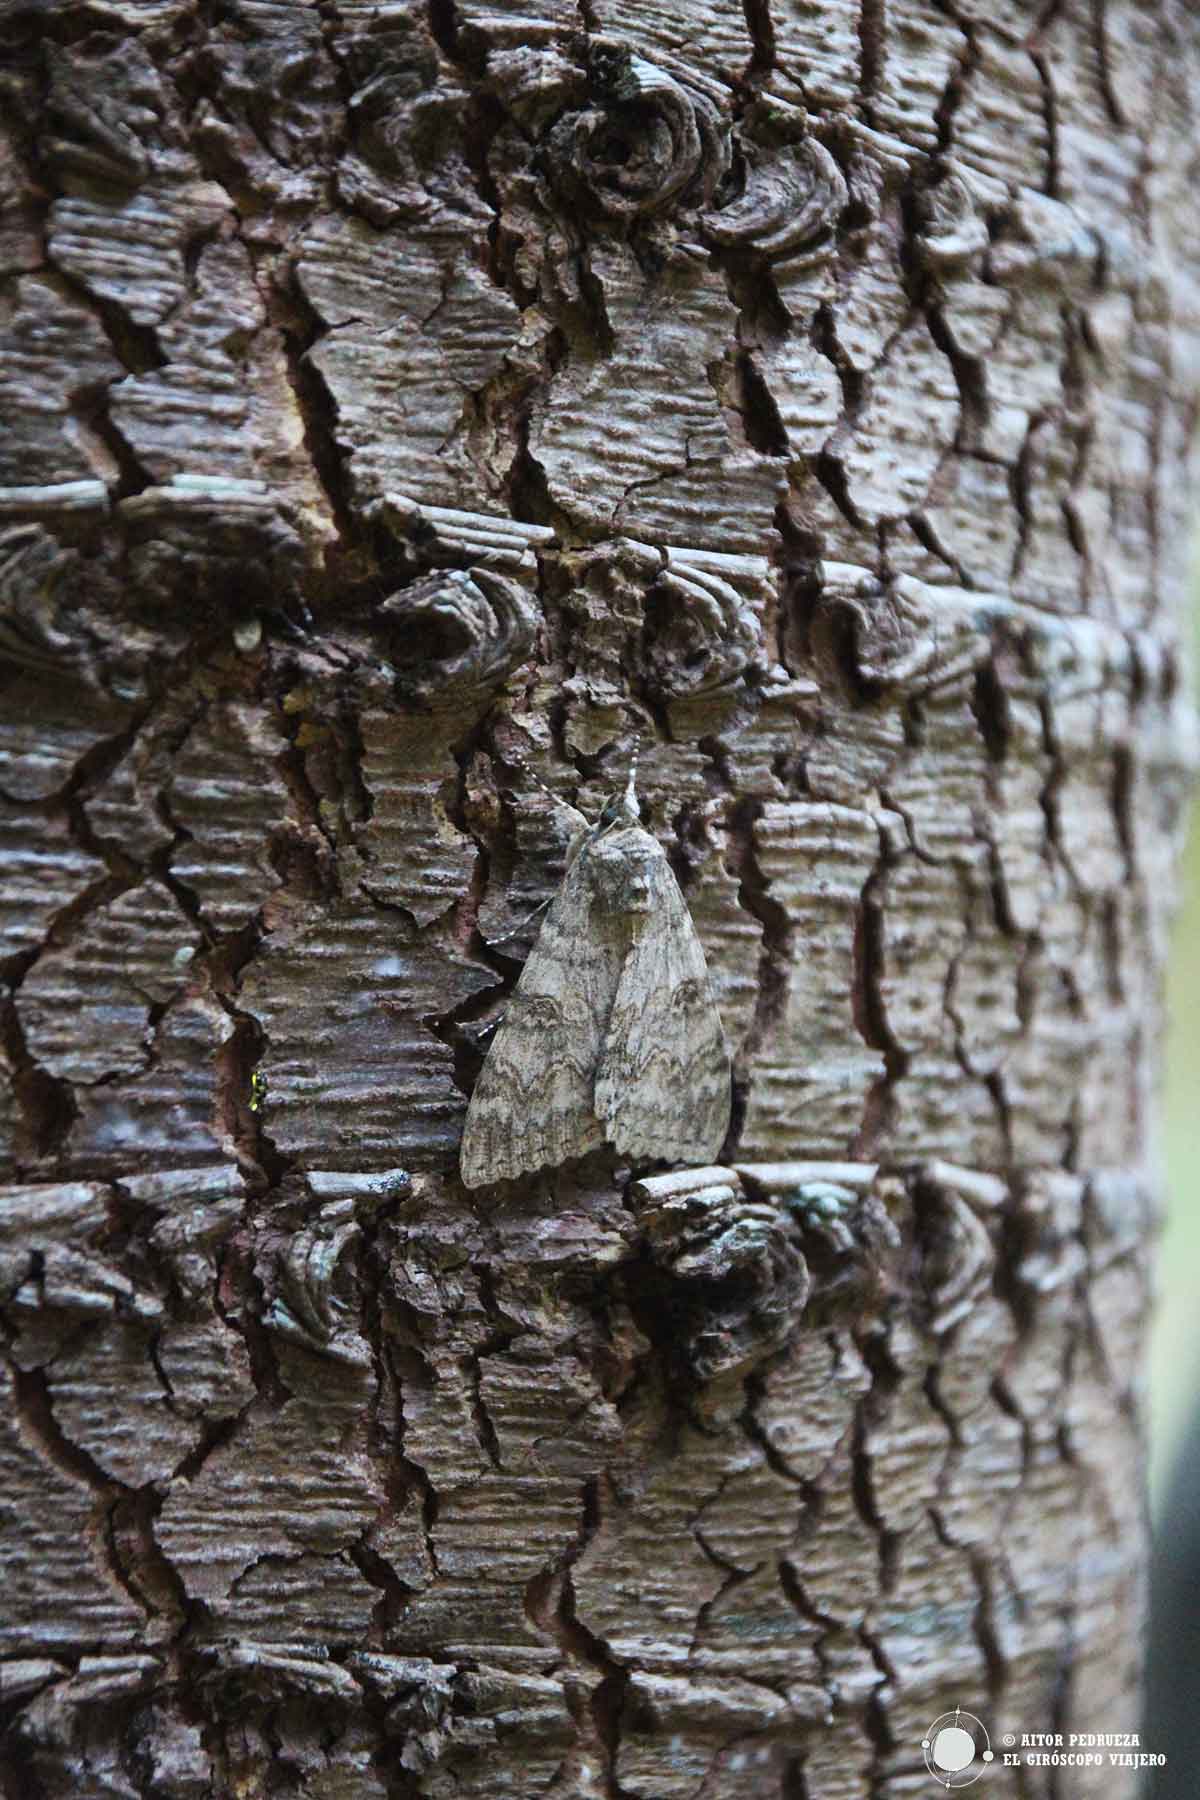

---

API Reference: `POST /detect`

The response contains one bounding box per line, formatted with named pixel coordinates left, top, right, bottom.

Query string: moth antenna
left=623, top=737, right=640, bottom=818
left=506, top=759, right=591, bottom=827
left=485, top=893, right=553, bottom=946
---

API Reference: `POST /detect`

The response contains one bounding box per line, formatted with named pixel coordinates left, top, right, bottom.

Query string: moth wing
left=595, top=846, right=731, bottom=1165
left=459, top=854, right=620, bottom=1188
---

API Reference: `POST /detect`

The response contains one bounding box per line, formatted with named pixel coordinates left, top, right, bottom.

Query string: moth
left=459, top=765, right=732, bottom=1188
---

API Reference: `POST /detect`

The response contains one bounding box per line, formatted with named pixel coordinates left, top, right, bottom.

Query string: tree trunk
left=0, top=1, right=1196, bottom=1795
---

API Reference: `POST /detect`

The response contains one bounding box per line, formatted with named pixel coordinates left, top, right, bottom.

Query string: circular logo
left=920, top=1709, right=994, bottom=1788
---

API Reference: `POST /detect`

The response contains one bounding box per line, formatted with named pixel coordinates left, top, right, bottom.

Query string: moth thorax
left=586, top=828, right=663, bottom=915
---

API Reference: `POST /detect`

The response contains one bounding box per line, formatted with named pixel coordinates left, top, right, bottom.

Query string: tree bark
left=0, top=1, right=1197, bottom=1795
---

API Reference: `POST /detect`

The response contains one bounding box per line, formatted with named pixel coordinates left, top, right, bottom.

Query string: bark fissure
left=0, top=0, right=1193, bottom=1790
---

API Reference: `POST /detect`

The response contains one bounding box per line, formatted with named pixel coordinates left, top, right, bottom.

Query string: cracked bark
left=0, top=1, right=1197, bottom=1796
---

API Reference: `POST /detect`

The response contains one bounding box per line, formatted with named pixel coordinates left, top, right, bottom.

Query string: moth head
left=586, top=825, right=662, bottom=914
left=596, top=792, right=640, bottom=835
left=596, top=748, right=642, bottom=832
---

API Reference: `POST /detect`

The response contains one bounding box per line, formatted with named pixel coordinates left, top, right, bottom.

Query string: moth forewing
left=458, top=848, right=617, bottom=1189
left=594, top=832, right=732, bottom=1164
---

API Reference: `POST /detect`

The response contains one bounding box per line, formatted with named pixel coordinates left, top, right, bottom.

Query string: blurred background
left=1145, top=591, right=1200, bottom=1792
left=1151, top=809, right=1200, bottom=1510
left=1145, top=783, right=1200, bottom=1794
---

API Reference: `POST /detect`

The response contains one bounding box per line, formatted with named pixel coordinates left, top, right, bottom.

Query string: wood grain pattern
left=0, top=0, right=1196, bottom=1792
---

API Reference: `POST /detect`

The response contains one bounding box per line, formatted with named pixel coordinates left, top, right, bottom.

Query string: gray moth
left=459, top=768, right=732, bottom=1189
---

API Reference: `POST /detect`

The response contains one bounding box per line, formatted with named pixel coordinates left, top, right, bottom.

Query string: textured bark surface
left=0, top=1, right=1198, bottom=1796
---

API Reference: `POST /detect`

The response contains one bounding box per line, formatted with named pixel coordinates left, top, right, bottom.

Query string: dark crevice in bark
left=922, top=1360, right=963, bottom=1450
left=359, top=1217, right=411, bottom=1509
left=778, top=1551, right=834, bottom=1642
left=929, top=1502, right=1011, bottom=1700
left=7, top=1360, right=163, bottom=1628
left=1060, top=468, right=1093, bottom=611
left=724, top=257, right=794, bottom=350
left=1086, top=2, right=1123, bottom=128
left=849, top=1327, right=902, bottom=1561
left=687, top=1539, right=749, bottom=1665
left=741, top=1365, right=804, bottom=1488
left=926, top=303, right=989, bottom=450
left=215, top=972, right=283, bottom=1190
left=933, top=14, right=980, bottom=156
left=1046, top=1614, right=1077, bottom=1800
left=222, top=1225, right=292, bottom=1410
left=42, top=246, right=167, bottom=381
left=851, top=854, right=907, bottom=1155
left=109, top=1484, right=190, bottom=1633
left=571, top=252, right=618, bottom=361
left=0, top=1738, right=49, bottom=1800
left=427, top=0, right=464, bottom=65
left=984, top=1069, right=1016, bottom=1168
left=811, top=449, right=870, bottom=534
left=740, top=0, right=776, bottom=81
left=167, top=1403, right=248, bottom=1485
left=1110, top=742, right=1135, bottom=888
left=1034, top=692, right=1090, bottom=916
left=908, top=509, right=970, bottom=585
left=464, top=1346, right=503, bottom=1470
left=8, top=1356, right=114, bottom=1491
left=460, top=93, right=512, bottom=245
left=589, top=1670, right=634, bottom=1800
left=72, top=386, right=154, bottom=502
left=351, top=1537, right=414, bottom=1641
left=428, top=953, right=512, bottom=1106
left=1008, top=412, right=1046, bottom=589
left=967, top=1547, right=1012, bottom=1702
left=983, top=835, right=1024, bottom=945
left=521, top=1475, right=633, bottom=1799
left=272, top=717, right=342, bottom=884
left=0, top=4, right=110, bottom=48
left=857, top=0, right=885, bottom=103
left=1, top=993, right=78, bottom=1166
left=723, top=797, right=792, bottom=1160
left=775, top=543, right=827, bottom=679
left=507, top=384, right=579, bottom=545
left=274, top=278, right=361, bottom=575
left=1030, top=47, right=1061, bottom=199
left=812, top=301, right=867, bottom=419
left=851, top=864, right=902, bottom=1078
left=971, top=659, right=1012, bottom=764
left=861, top=1676, right=896, bottom=1788
left=387, top=1342, right=442, bottom=1582
left=735, top=350, right=789, bottom=457
left=782, top=1752, right=813, bottom=1799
